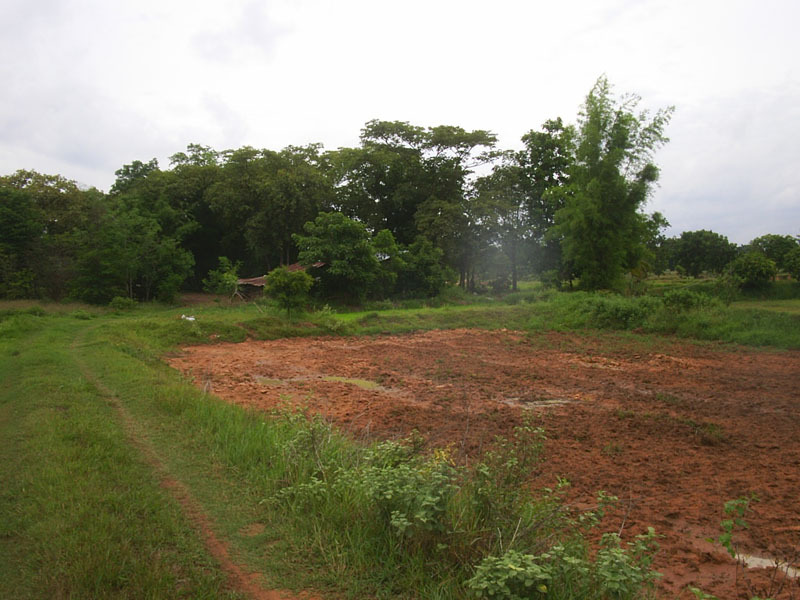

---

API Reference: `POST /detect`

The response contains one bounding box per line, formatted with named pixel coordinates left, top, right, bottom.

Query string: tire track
left=70, top=327, right=303, bottom=600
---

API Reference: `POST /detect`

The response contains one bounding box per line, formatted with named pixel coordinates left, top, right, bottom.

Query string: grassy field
left=1, top=287, right=798, bottom=598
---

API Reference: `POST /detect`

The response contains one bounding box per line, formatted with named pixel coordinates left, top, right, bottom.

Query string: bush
left=108, top=296, right=137, bottom=311
left=581, top=295, right=663, bottom=329
left=202, top=257, right=241, bottom=298
left=728, top=252, right=777, bottom=290
left=661, top=289, right=716, bottom=312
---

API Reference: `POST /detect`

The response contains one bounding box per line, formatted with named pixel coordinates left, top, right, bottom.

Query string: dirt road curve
left=169, top=329, right=800, bottom=598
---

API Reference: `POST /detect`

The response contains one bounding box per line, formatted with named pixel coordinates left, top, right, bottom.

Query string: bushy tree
left=729, top=252, right=777, bottom=289
left=748, top=234, right=799, bottom=271
left=785, top=246, right=800, bottom=281
left=293, top=212, right=382, bottom=301
left=552, top=77, right=673, bottom=290
left=264, top=266, right=313, bottom=316
left=396, top=236, right=453, bottom=297
left=673, top=230, right=738, bottom=277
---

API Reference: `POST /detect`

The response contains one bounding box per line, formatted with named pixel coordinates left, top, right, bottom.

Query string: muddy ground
left=168, top=329, right=800, bottom=598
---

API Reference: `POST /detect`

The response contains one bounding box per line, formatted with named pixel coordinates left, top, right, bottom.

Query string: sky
left=1, top=0, right=798, bottom=244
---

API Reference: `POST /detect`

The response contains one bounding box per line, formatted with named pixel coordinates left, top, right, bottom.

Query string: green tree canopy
left=747, top=234, right=799, bottom=271
left=673, top=229, right=738, bottom=277
left=293, top=211, right=382, bottom=301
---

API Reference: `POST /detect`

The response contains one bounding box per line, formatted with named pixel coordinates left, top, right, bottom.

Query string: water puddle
left=321, top=376, right=382, bottom=390
left=254, top=376, right=284, bottom=386
left=739, top=553, right=800, bottom=578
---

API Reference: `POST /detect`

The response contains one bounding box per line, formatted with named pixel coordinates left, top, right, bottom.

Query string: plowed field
left=168, top=329, right=800, bottom=598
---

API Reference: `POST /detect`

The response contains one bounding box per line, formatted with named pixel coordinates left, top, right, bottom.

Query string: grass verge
left=0, top=314, right=240, bottom=599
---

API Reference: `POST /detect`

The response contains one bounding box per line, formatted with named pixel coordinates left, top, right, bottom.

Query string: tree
left=784, top=246, right=800, bottom=280
left=729, top=252, right=777, bottom=289
left=293, top=211, right=381, bottom=301
left=552, top=77, right=673, bottom=290
left=110, top=159, right=160, bottom=195
left=748, top=234, right=799, bottom=272
left=329, top=120, right=496, bottom=288
left=264, top=266, right=313, bottom=316
left=207, top=145, right=333, bottom=273
left=474, top=164, right=529, bottom=291
left=396, top=236, right=453, bottom=297
left=0, top=186, right=43, bottom=298
left=1, top=170, right=106, bottom=299
left=519, top=118, right=575, bottom=278
left=673, top=230, right=738, bottom=277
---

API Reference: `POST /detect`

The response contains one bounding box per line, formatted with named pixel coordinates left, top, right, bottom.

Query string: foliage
left=109, top=295, right=138, bottom=311
left=661, top=289, right=716, bottom=312
left=396, top=236, right=454, bottom=297
left=673, top=230, right=738, bottom=277
left=553, top=77, right=673, bottom=290
left=264, top=266, right=313, bottom=316
left=716, top=496, right=753, bottom=558
left=466, top=527, right=660, bottom=599
left=781, top=246, right=800, bottom=280
left=293, top=211, right=382, bottom=301
left=202, top=256, right=241, bottom=298
left=747, top=234, right=799, bottom=271
left=728, top=252, right=777, bottom=290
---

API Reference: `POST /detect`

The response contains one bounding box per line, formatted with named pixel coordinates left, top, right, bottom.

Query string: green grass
left=0, top=314, right=240, bottom=599
left=731, top=299, right=800, bottom=314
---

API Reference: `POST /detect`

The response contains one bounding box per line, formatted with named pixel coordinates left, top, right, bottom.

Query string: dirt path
left=70, top=328, right=305, bottom=600
left=169, top=328, right=800, bottom=599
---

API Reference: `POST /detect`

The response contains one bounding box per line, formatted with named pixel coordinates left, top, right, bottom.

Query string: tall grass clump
left=525, top=289, right=800, bottom=349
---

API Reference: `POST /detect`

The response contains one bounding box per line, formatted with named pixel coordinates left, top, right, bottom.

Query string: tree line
left=1, top=77, right=797, bottom=304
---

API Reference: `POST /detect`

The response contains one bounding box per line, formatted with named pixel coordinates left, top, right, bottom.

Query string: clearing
left=169, top=328, right=800, bottom=598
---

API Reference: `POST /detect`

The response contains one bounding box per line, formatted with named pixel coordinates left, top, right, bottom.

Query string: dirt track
left=168, top=329, right=800, bottom=598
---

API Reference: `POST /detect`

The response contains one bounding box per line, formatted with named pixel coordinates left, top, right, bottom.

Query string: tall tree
left=330, top=120, right=496, bottom=288
left=0, top=170, right=105, bottom=299
left=207, top=145, right=333, bottom=274
left=553, top=77, right=673, bottom=290
left=518, top=118, right=575, bottom=276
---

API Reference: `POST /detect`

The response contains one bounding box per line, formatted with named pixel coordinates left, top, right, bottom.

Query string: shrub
left=108, top=296, right=137, bottom=311
left=662, top=289, right=716, bottom=312
left=581, top=295, right=663, bottom=329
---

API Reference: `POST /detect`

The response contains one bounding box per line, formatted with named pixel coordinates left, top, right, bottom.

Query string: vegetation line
left=69, top=326, right=287, bottom=600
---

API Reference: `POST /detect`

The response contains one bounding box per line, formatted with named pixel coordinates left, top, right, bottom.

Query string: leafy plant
left=108, top=295, right=137, bottom=311
left=202, top=256, right=242, bottom=300
left=264, top=266, right=313, bottom=317
left=728, top=253, right=778, bottom=290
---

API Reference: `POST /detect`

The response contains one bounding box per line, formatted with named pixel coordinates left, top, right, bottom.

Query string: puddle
left=501, top=396, right=573, bottom=408
left=739, top=553, right=800, bottom=578
left=254, top=376, right=284, bottom=386
left=321, top=376, right=382, bottom=390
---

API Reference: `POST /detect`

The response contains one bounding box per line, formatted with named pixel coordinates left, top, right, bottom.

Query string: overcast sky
left=1, top=0, right=797, bottom=244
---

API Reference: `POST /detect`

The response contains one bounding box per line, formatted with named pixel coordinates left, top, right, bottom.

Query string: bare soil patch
left=168, top=329, right=800, bottom=598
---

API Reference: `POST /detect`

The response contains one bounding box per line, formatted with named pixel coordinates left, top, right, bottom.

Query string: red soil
left=168, top=329, right=800, bottom=599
